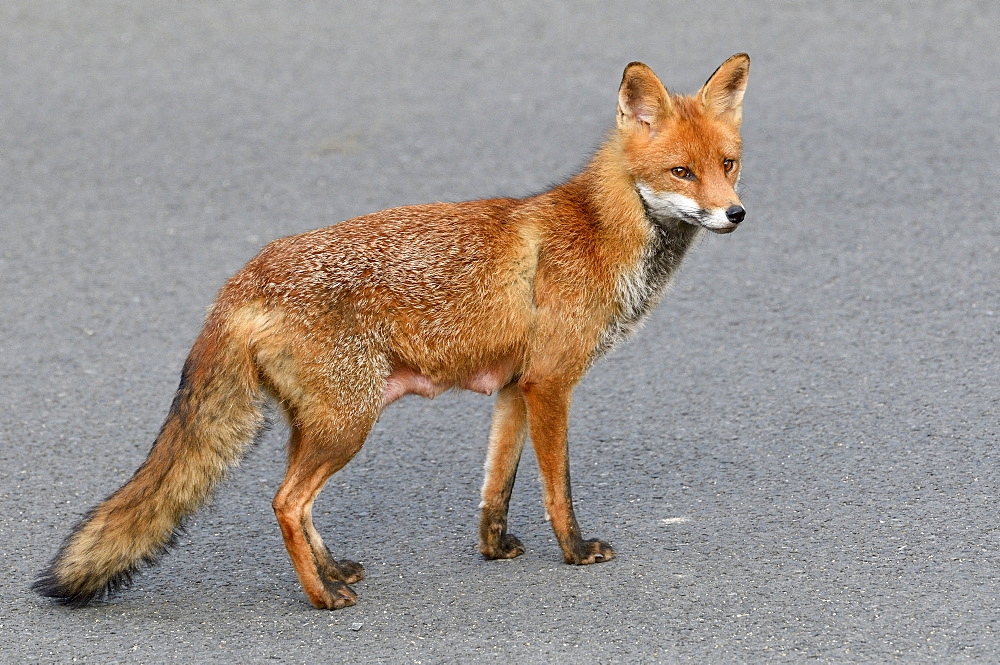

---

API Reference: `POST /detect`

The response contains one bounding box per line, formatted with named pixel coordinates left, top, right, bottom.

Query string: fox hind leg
left=272, top=409, right=375, bottom=610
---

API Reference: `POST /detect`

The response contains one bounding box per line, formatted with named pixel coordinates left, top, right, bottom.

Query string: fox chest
left=593, top=222, right=698, bottom=358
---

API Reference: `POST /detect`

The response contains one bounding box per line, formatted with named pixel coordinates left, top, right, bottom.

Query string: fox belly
left=382, top=363, right=518, bottom=407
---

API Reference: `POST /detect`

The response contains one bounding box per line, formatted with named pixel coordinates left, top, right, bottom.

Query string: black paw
left=480, top=533, right=526, bottom=560
left=312, top=579, right=357, bottom=610
left=326, top=558, right=365, bottom=584
left=564, top=538, right=615, bottom=565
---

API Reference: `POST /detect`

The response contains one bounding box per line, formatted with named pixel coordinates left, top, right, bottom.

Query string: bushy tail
left=33, top=314, right=264, bottom=606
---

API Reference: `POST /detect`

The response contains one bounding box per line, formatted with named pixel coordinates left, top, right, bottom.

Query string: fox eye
left=670, top=166, right=692, bottom=179
left=723, top=159, right=736, bottom=173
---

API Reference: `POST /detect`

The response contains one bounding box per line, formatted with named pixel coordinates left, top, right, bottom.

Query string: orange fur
left=35, top=55, right=751, bottom=610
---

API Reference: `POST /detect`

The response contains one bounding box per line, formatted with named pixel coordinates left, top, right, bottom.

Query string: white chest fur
left=593, top=215, right=702, bottom=358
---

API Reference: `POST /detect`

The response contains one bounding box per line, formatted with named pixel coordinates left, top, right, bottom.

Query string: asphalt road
left=2, top=2, right=997, bottom=663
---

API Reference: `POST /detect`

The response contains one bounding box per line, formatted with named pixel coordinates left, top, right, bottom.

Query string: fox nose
left=726, top=205, right=746, bottom=224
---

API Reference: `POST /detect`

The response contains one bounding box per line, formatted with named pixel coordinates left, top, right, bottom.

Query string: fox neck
left=552, top=138, right=705, bottom=357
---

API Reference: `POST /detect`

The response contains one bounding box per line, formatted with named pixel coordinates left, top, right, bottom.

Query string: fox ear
left=617, top=62, right=673, bottom=136
left=700, top=53, right=750, bottom=125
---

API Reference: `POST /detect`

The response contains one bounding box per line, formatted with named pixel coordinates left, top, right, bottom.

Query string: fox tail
left=33, top=312, right=264, bottom=606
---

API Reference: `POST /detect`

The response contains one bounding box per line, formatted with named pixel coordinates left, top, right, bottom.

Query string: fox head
left=617, top=54, right=750, bottom=234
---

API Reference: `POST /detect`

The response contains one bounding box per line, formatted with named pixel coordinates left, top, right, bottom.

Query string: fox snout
left=637, top=186, right=746, bottom=234
left=701, top=207, right=741, bottom=233
left=710, top=204, right=746, bottom=233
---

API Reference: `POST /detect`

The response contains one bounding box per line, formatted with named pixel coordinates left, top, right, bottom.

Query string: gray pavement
left=1, top=2, right=998, bottom=663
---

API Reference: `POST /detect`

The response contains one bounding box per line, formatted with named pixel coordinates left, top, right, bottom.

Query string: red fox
left=34, top=55, right=750, bottom=610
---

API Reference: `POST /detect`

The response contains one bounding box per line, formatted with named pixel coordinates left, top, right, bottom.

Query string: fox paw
left=311, top=580, right=357, bottom=610
left=326, top=558, right=365, bottom=584
left=565, top=538, right=615, bottom=565
left=480, top=533, right=526, bottom=560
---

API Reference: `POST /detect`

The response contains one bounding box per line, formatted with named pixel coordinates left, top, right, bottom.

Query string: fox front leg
left=478, top=383, right=529, bottom=559
left=522, top=380, right=615, bottom=565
